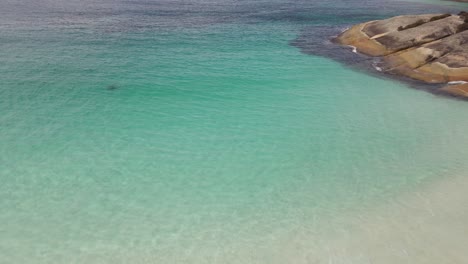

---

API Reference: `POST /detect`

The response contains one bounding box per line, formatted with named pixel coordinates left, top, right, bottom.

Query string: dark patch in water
left=107, top=84, right=118, bottom=91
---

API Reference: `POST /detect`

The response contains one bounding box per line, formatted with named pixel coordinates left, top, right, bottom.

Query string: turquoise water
left=1, top=0, right=468, bottom=263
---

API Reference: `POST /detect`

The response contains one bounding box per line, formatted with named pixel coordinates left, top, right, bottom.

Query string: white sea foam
left=448, top=81, right=468, bottom=85
left=347, top=45, right=357, bottom=53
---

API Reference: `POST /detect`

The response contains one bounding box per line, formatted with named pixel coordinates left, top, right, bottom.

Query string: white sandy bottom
left=278, top=175, right=468, bottom=264
left=25, top=174, right=468, bottom=264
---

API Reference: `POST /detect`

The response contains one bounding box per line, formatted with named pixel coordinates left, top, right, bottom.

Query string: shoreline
left=337, top=43, right=468, bottom=101
left=333, top=12, right=468, bottom=100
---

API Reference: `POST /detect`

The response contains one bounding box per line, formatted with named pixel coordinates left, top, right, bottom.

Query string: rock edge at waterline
left=334, top=12, right=468, bottom=98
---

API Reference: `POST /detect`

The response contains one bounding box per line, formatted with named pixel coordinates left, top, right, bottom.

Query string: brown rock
left=362, top=14, right=448, bottom=37
left=335, top=14, right=457, bottom=56
left=334, top=12, right=468, bottom=98
left=335, top=22, right=389, bottom=56
left=440, top=83, right=468, bottom=97
left=383, top=31, right=468, bottom=82
left=374, top=15, right=464, bottom=55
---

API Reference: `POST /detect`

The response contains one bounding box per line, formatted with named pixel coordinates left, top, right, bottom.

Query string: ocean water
left=1, top=0, right=468, bottom=263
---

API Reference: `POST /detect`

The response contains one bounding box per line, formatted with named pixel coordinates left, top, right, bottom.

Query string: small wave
left=448, top=81, right=468, bottom=85
left=347, top=45, right=357, bottom=53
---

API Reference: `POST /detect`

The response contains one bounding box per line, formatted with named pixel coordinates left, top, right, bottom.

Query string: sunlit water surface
left=1, top=0, right=468, bottom=263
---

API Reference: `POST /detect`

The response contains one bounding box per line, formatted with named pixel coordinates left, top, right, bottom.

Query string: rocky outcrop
left=335, top=12, right=468, bottom=98
left=440, top=83, right=468, bottom=97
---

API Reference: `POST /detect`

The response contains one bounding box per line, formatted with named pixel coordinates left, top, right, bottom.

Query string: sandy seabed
left=311, top=174, right=468, bottom=264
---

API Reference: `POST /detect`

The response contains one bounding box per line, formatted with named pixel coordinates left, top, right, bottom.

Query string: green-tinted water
left=1, top=0, right=468, bottom=263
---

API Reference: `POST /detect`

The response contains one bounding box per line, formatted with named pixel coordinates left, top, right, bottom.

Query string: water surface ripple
left=1, top=0, right=468, bottom=263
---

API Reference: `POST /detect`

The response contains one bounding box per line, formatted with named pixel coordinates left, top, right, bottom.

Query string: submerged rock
left=335, top=12, right=468, bottom=98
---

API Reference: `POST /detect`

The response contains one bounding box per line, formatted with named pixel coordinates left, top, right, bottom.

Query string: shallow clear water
left=1, top=0, right=468, bottom=263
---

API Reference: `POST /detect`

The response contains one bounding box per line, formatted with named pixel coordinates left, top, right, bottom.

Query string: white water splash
left=448, top=81, right=468, bottom=85
left=347, top=45, right=358, bottom=53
